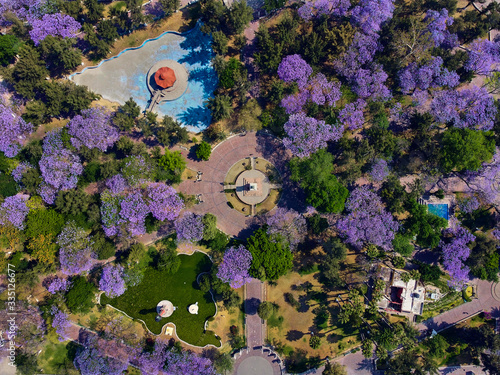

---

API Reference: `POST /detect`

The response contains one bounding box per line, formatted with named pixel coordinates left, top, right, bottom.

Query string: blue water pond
left=70, top=23, right=217, bottom=132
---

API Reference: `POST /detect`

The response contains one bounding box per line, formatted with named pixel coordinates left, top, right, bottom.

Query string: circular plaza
left=177, top=132, right=300, bottom=238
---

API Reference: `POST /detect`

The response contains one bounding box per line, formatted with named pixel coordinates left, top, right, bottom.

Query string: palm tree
left=206, top=95, right=233, bottom=121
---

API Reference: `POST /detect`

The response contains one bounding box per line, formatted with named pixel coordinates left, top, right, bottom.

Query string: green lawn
left=101, top=252, right=220, bottom=347
left=38, top=340, right=74, bottom=374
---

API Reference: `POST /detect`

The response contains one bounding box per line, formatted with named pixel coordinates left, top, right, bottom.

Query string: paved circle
left=237, top=356, right=274, bottom=375
left=492, top=282, right=500, bottom=302
left=146, top=59, right=189, bottom=101
left=235, top=169, right=270, bottom=205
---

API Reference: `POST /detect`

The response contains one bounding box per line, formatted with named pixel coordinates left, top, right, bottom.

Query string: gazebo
left=154, top=67, right=176, bottom=89
left=188, top=302, right=199, bottom=315
left=156, top=300, right=175, bottom=320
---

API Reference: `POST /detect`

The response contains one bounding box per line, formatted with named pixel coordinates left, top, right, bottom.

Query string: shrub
left=309, top=335, right=321, bottom=349
left=66, top=276, right=97, bottom=314
left=257, top=301, right=276, bottom=320
left=196, top=141, right=212, bottom=161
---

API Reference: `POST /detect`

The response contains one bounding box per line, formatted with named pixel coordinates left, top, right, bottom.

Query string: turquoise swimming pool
left=427, top=203, right=449, bottom=220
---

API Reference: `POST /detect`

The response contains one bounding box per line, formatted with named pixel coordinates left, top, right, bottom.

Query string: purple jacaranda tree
left=350, top=0, right=395, bottom=35
left=277, top=54, right=313, bottom=88
left=0, top=0, right=47, bottom=25
left=58, top=221, right=95, bottom=275
left=174, top=212, right=204, bottom=243
left=337, top=185, right=399, bottom=250
left=67, top=106, right=119, bottom=152
left=463, top=150, right=500, bottom=205
left=0, top=194, right=29, bottom=230
left=164, top=350, right=217, bottom=375
left=11, top=162, right=33, bottom=183
left=338, top=99, right=367, bottom=130
left=369, top=159, right=390, bottom=182
left=50, top=306, right=72, bottom=342
left=333, top=32, right=380, bottom=78
left=134, top=340, right=169, bottom=375
left=29, top=12, right=81, bottom=45
left=74, top=335, right=129, bottom=375
left=45, top=277, right=72, bottom=294
left=351, top=63, right=392, bottom=101
left=0, top=100, right=33, bottom=157
left=120, top=190, right=150, bottom=236
left=106, top=174, right=128, bottom=195
left=146, top=183, right=184, bottom=221
left=430, top=85, right=497, bottom=131
left=39, top=129, right=83, bottom=204
left=99, top=264, right=126, bottom=298
left=465, top=38, right=500, bottom=76
left=217, top=245, right=253, bottom=288
left=283, top=112, right=344, bottom=158
left=458, top=195, right=480, bottom=214
left=425, top=8, right=458, bottom=48
left=298, top=0, right=351, bottom=21
left=398, top=56, right=459, bottom=94
left=266, top=207, right=307, bottom=251
left=441, top=226, right=475, bottom=290
left=412, top=89, right=430, bottom=107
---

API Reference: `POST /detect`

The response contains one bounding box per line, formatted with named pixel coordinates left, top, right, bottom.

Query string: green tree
left=439, top=128, right=495, bottom=172
left=309, top=335, right=321, bottom=349
left=25, top=209, right=64, bottom=239
left=263, top=0, right=286, bottom=12
left=97, top=19, right=119, bottom=44
left=404, top=199, right=447, bottom=248
left=467, top=233, right=500, bottom=281
left=206, top=94, right=233, bottom=121
left=114, top=98, right=141, bottom=131
left=322, top=362, right=347, bottom=375
left=15, top=353, right=40, bottom=375
left=156, top=247, right=181, bottom=274
left=66, top=276, right=97, bottom=313
left=361, top=339, right=373, bottom=358
left=228, top=0, right=253, bottom=34
left=381, top=175, right=408, bottom=214
left=54, top=190, right=91, bottom=216
left=212, top=31, right=228, bottom=55
left=392, top=233, right=414, bottom=257
left=9, top=44, right=48, bottom=99
left=320, top=239, right=347, bottom=288
left=199, top=0, right=226, bottom=33
left=196, top=141, right=212, bottom=161
left=257, top=301, right=276, bottom=320
left=84, top=0, right=105, bottom=24
left=219, top=57, right=246, bottom=89
left=290, top=149, right=348, bottom=213
left=254, top=25, right=283, bottom=73
left=202, top=213, right=218, bottom=241
left=93, top=232, right=116, bottom=260
left=307, top=214, right=329, bottom=235
left=247, top=227, right=293, bottom=280
left=39, top=36, right=82, bottom=76
left=126, top=243, right=147, bottom=265
left=214, top=352, right=234, bottom=375
left=158, top=149, right=186, bottom=183
left=0, top=34, right=20, bottom=66
left=159, top=0, right=180, bottom=17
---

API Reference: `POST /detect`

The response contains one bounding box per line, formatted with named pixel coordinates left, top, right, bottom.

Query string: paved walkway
left=245, top=278, right=265, bottom=348
left=177, top=132, right=302, bottom=238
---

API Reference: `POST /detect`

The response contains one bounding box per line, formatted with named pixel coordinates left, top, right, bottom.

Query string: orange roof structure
left=154, top=67, right=176, bottom=89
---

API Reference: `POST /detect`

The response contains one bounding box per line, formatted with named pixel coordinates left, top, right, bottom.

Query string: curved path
left=177, top=132, right=302, bottom=238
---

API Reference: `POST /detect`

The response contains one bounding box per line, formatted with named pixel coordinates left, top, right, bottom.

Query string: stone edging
left=98, top=248, right=221, bottom=349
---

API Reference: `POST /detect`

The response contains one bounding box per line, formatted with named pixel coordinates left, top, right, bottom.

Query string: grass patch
left=255, top=189, right=280, bottom=215
left=101, top=252, right=220, bottom=347
left=254, top=158, right=281, bottom=184
left=38, top=341, right=73, bottom=374
left=224, top=159, right=250, bottom=185
left=224, top=191, right=251, bottom=215
left=422, top=291, right=463, bottom=320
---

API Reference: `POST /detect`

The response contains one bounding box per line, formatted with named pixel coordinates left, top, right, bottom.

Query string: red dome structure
left=154, top=67, right=176, bottom=89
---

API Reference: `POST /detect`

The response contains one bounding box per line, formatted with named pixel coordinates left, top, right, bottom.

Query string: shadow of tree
left=178, top=106, right=212, bottom=129
left=245, top=297, right=261, bottom=315
left=286, top=330, right=304, bottom=341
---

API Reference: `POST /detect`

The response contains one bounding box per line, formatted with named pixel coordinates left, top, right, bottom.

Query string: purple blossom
left=465, top=39, right=500, bottom=76
left=74, top=336, right=129, bottom=375
left=369, top=159, right=390, bottom=182
left=45, top=277, right=72, bottom=294
left=0, top=101, right=33, bottom=157
left=120, top=191, right=149, bottom=237
left=398, top=56, right=459, bottom=94
left=350, top=0, right=395, bottom=35
left=430, top=86, right=497, bottom=131
left=164, top=350, right=217, bottom=375
left=281, top=90, right=310, bottom=114
left=68, top=107, right=119, bottom=152
left=334, top=32, right=380, bottom=78
left=283, top=112, right=344, bottom=158
left=100, top=191, right=125, bottom=237
left=0, top=194, right=29, bottom=230
left=464, top=150, right=500, bottom=204
left=50, top=306, right=72, bottom=342
left=29, top=13, right=81, bottom=45
left=146, top=183, right=184, bottom=222
left=298, top=0, right=350, bottom=20
left=12, top=162, right=33, bottom=183
left=459, top=196, right=480, bottom=214
left=266, top=207, right=307, bottom=251
left=106, top=174, right=128, bottom=195
left=58, top=221, right=95, bottom=275
left=337, top=185, right=399, bottom=250
left=277, top=54, right=313, bottom=89
left=351, top=64, right=391, bottom=101
left=134, top=340, right=169, bottom=375
left=441, top=226, right=475, bottom=290
left=425, top=8, right=458, bottom=48
left=174, top=212, right=204, bottom=243
left=412, top=89, right=429, bottom=107
left=217, top=245, right=253, bottom=288
left=99, top=264, right=126, bottom=298
left=339, top=99, right=366, bottom=130
left=0, top=0, right=47, bottom=25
